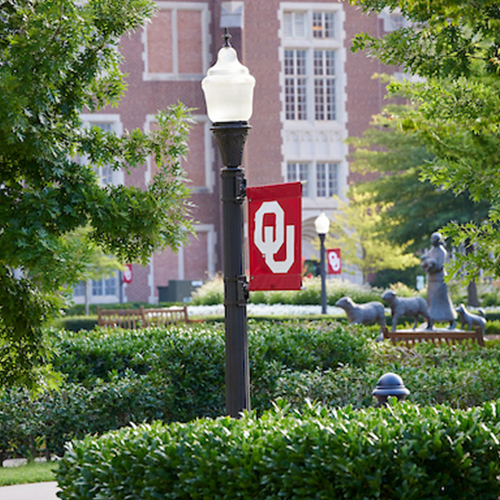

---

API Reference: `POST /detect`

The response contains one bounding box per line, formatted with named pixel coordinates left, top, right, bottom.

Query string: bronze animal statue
left=456, top=303, right=486, bottom=338
left=335, top=296, right=386, bottom=333
left=382, top=290, right=432, bottom=331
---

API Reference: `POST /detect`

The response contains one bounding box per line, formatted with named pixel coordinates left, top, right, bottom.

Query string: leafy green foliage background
left=0, top=0, right=193, bottom=389
left=57, top=401, right=500, bottom=500
left=3, top=321, right=500, bottom=464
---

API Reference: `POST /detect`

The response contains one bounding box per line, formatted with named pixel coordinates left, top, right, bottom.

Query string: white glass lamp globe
left=201, top=44, right=255, bottom=123
left=315, top=212, right=330, bottom=235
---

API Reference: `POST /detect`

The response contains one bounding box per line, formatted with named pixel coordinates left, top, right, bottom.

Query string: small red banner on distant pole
left=123, top=264, right=133, bottom=283
left=247, top=182, right=302, bottom=291
left=326, top=248, right=341, bottom=275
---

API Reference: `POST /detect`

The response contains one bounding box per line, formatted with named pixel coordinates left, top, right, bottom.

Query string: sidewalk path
left=0, top=482, right=59, bottom=500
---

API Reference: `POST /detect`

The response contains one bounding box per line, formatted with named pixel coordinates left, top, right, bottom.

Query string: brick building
left=73, top=0, right=400, bottom=306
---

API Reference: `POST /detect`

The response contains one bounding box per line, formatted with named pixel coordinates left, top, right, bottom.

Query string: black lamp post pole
left=211, top=121, right=251, bottom=418
left=319, top=233, right=327, bottom=314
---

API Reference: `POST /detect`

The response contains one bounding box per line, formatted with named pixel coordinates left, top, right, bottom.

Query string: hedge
left=56, top=400, right=500, bottom=500
left=5, top=321, right=500, bottom=463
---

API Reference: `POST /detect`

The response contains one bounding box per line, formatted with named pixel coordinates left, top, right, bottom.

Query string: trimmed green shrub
left=7, top=321, right=500, bottom=462
left=485, top=319, right=500, bottom=336
left=192, top=276, right=383, bottom=305
left=57, top=401, right=500, bottom=500
left=0, top=376, right=167, bottom=461
left=51, top=316, right=98, bottom=332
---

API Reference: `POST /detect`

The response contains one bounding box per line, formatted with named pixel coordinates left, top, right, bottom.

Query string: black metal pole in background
left=211, top=120, right=251, bottom=418
left=319, top=233, right=327, bottom=314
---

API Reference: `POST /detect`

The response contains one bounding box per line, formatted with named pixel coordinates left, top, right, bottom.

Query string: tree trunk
left=84, top=280, right=90, bottom=316
left=467, top=280, right=480, bottom=307
left=466, top=242, right=480, bottom=307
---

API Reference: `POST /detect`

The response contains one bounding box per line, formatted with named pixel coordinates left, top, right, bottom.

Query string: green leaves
left=0, top=0, right=194, bottom=386
left=350, top=0, right=500, bottom=282
left=56, top=402, right=500, bottom=500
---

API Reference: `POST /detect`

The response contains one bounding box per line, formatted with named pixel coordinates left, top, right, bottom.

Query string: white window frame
left=279, top=3, right=348, bottom=214
left=280, top=4, right=343, bottom=124
left=286, top=161, right=339, bottom=200
left=286, top=162, right=310, bottom=197
left=80, top=114, right=124, bottom=186
left=316, top=162, right=339, bottom=198
left=142, top=2, right=210, bottom=82
left=92, top=273, right=118, bottom=298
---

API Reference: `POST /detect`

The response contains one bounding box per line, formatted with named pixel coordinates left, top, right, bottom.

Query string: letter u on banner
left=247, top=182, right=302, bottom=290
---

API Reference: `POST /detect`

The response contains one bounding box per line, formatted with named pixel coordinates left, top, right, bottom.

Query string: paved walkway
left=0, top=482, right=59, bottom=500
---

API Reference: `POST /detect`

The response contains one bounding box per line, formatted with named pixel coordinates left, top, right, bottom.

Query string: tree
left=348, top=105, right=489, bottom=301
left=0, top=0, right=193, bottom=388
left=325, top=189, right=419, bottom=283
left=350, top=0, right=500, bottom=282
left=348, top=105, right=490, bottom=253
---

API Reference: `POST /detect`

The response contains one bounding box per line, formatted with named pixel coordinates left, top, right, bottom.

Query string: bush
left=8, top=321, right=500, bottom=462
left=486, top=320, right=500, bottom=336
left=51, top=321, right=371, bottom=418
left=192, top=276, right=383, bottom=305
left=51, top=316, right=98, bottom=332
left=57, top=401, right=500, bottom=500
left=0, top=376, right=168, bottom=461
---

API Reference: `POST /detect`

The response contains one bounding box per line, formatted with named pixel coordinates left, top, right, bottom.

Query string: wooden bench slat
left=383, top=326, right=484, bottom=347
left=97, top=306, right=203, bottom=329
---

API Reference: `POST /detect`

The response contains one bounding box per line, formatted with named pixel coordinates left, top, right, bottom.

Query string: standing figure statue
left=421, top=232, right=457, bottom=329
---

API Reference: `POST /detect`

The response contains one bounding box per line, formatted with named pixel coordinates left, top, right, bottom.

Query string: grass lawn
left=0, top=461, right=58, bottom=486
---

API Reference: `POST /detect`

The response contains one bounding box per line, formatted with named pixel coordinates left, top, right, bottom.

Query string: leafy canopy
left=325, top=190, right=419, bottom=283
left=347, top=105, right=489, bottom=253
left=0, top=0, right=193, bottom=388
left=350, top=0, right=500, bottom=281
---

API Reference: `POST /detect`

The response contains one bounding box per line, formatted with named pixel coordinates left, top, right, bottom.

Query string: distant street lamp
left=315, top=212, right=330, bottom=314
left=201, top=29, right=255, bottom=418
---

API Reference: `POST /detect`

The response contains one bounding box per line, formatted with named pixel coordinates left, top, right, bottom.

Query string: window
left=90, top=122, right=114, bottom=186
left=287, top=162, right=310, bottom=196
left=285, top=50, right=307, bottom=120
left=73, top=282, right=85, bottom=297
left=313, top=12, right=334, bottom=38
left=282, top=10, right=339, bottom=122
left=316, top=163, right=338, bottom=197
left=283, top=11, right=306, bottom=38
left=92, top=275, right=117, bottom=297
left=314, top=50, right=336, bottom=120
left=287, top=162, right=339, bottom=199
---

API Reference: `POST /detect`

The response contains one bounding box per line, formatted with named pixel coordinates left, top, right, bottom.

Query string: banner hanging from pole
left=326, top=248, right=342, bottom=275
left=122, top=264, right=133, bottom=283
left=247, top=182, right=302, bottom=291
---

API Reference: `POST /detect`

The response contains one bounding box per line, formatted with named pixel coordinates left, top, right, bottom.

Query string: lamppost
left=201, top=30, right=255, bottom=418
left=315, top=212, right=330, bottom=315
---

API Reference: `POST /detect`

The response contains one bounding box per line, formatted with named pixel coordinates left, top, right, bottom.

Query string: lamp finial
left=223, top=27, right=232, bottom=47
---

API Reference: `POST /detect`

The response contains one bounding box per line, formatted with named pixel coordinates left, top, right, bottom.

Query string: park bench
left=97, top=305, right=202, bottom=329
left=97, top=307, right=145, bottom=329
left=141, top=306, right=204, bottom=327
left=382, top=326, right=484, bottom=347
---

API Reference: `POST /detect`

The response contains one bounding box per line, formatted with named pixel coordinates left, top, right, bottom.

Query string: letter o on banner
left=247, top=182, right=302, bottom=290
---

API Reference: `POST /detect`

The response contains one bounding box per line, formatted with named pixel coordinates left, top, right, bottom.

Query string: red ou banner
left=326, top=248, right=342, bottom=275
left=247, top=182, right=302, bottom=291
left=122, top=264, right=133, bottom=283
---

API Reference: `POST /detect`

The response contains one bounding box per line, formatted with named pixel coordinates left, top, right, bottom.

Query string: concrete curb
left=0, top=481, right=59, bottom=500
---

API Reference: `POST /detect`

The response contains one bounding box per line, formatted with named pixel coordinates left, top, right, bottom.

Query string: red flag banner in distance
left=326, top=248, right=342, bottom=275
